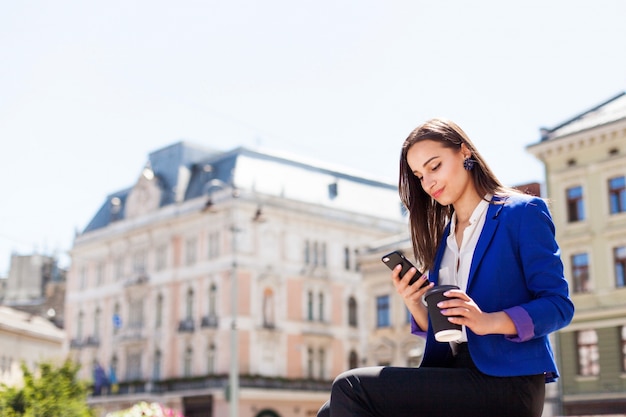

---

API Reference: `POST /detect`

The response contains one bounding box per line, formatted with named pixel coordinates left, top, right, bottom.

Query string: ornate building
left=66, top=142, right=405, bottom=417
left=528, top=91, right=626, bottom=416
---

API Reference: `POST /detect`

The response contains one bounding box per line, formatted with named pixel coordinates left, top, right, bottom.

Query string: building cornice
left=527, top=117, right=626, bottom=162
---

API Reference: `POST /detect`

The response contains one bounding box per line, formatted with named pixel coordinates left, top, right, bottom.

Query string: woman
left=317, top=118, right=574, bottom=417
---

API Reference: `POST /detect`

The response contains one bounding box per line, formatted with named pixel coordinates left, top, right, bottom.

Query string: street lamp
left=203, top=179, right=239, bottom=417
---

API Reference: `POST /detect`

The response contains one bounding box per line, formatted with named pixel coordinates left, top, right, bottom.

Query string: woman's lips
left=432, top=188, right=443, bottom=199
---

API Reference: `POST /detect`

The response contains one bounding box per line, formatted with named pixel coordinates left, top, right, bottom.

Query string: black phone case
left=381, top=250, right=427, bottom=287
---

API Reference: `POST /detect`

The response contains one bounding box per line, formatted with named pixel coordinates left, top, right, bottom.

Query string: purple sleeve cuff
left=504, top=306, right=534, bottom=342
left=411, top=316, right=427, bottom=337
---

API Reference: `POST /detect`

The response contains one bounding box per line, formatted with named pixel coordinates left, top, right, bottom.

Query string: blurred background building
left=0, top=253, right=66, bottom=328
left=65, top=142, right=406, bottom=417
left=528, top=91, right=626, bottom=416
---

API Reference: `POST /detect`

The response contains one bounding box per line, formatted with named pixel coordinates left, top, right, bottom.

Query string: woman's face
left=406, top=139, right=474, bottom=207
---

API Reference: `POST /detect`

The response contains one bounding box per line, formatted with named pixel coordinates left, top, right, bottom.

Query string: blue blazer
left=416, top=194, right=574, bottom=382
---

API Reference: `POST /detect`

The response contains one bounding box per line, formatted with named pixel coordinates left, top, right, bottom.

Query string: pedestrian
left=317, top=118, right=574, bottom=417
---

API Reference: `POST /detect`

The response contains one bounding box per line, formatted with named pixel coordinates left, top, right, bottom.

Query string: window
left=304, top=240, right=310, bottom=265
left=77, top=311, right=84, bottom=340
left=328, top=182, right=338, bottom=199
left=96, top=263, right=105, bottom=286
left=615, top=246, right=626, bottom=288
left=115, top=257, right=124, bottom=281
left=349, top=350, right=359, bottom=369
left=113, top=303, right=121, bottom=334
left=80, top=266, right=87, bottom=290
left=186, top=288, right=194, bottom=320
left=348, top=297, right=358, bottom=327
left=133, top=250, right=146, bottom=275
left=320, top=242, right=327, bottom=267
left=318, top=292, right=325, bottom=322
left=184, top=346, right=193, bottom=377
left=185, top=237, right=197, bottom=265
left=312, top=241, right=319, bottom=266
left=344, top=246, right=351, bottom=270
left=94, top=307, right=101, bottom=339
left=110, top=355, right=118, bottom=385
left=155, top=294, right=163, bottom=328
left=318, top=348, right=326, bottom=379
left=566, top=186, right=585, bottom=222
left=155, top=245, right=167, bottom=271
left=307, top=291, right=314, bottom=321
left=208, top=284, right=217, bottom=316
left=376, top=295, right=390, bottom=328
left=621, top=326, right=626, bottom=373
left=307, top=347, right=314, bottom=379
left=129, top=299, right=144, bottom=328
left=571, top=253, right=591, bottom=293
left=152, top=350, right=161, bottom=381
left=207, top=343, right=216, bottom=374
left=577, top=329, right=599, bottom=377
left=208, top=231, right=220, bottom=259
left=609, top=176, right=626, bottom=214
left=263, top=288, right=275, bottom=328
left=127, top=352, right=142, bottom=380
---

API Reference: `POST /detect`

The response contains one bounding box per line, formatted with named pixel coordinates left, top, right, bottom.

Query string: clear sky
left=1, top=0, right=625, bottom=276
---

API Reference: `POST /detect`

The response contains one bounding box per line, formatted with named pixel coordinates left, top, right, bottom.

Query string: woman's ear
left=460, top=143, right=472, bottom=159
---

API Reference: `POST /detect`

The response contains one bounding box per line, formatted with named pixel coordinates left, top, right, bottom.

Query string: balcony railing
left=125, top=273, right=150, bottom=287
left=85, top=335, right=100, bottom=347
left=178, top=318, right=195, bottom=333
left=117, top=325, right=147, bottom=342
left=200, top=315, right=219, bottom=328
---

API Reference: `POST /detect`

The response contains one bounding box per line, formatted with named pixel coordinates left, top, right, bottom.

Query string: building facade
left=1, top=254, right=66, bottom=328
left=0, top=305, right=67, bottom=387
left=66, top=142, right=406, bottom=417
left=528, top=91, right=626, bottom=416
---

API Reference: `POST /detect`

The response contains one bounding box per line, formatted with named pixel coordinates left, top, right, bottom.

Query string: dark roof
left=81, top=142, right=399, bottom=234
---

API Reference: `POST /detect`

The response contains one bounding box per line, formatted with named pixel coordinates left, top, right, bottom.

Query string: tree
left=0, top=359, right=94, bottom=417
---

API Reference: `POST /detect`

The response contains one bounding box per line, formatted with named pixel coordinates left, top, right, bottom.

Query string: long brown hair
left=399, top=118, right=517, bottom=272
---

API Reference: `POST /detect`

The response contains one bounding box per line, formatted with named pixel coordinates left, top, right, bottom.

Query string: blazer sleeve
left=509, top=198, right=574, bottom=341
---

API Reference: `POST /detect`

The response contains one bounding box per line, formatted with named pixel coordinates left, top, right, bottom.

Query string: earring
left=463, top=157, right=475, bottom=171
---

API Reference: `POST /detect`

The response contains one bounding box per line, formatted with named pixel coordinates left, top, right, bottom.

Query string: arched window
left=94, top=307, right=101, bottom=339
left=186, top=288, right=194, bottom=320
left=77, top=311, right=84, bottom=340
left=263, top=288, right=275, bottom=328
left=155, top=293, right=163, bottom=328
left=348, top=296, right=357, bottom=327
left=208, top=283, right=217, bottom=316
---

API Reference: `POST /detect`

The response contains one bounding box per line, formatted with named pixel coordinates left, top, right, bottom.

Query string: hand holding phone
left=381, top=250, right=429, bottom=288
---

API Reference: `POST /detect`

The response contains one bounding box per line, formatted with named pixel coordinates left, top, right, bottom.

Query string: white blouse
left=439, top=196, right=491, bottom=345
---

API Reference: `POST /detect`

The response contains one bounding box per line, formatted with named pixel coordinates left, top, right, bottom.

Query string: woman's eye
left=431, top=162, right=441, bottom=172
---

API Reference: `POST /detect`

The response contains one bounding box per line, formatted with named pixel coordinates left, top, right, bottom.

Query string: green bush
left=0, top=359, right=94, bottom=417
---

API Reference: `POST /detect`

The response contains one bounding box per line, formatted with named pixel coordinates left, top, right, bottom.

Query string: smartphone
left=381, top=250, right=428, bottom=288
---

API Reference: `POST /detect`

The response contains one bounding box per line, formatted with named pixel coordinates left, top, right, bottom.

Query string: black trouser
left=317, top=344, right=545, bottom=417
